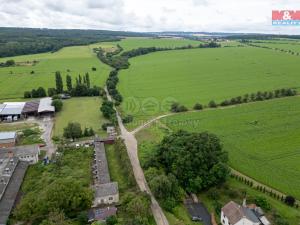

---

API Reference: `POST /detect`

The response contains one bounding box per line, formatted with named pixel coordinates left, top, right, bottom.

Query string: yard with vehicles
left=117, top=46, right=300, bottom=129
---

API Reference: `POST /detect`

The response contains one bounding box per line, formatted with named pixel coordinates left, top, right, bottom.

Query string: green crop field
left=53, top=97, right=108, bottom=137
left=157, top=96, right=300, bottom=199
left=250, top=39, right=300, bottom=53
left=117, top=46, right=300, bottom=129
left=95, top=37, right=201, bottom=52
left=0, top=44, right=111, bottom=100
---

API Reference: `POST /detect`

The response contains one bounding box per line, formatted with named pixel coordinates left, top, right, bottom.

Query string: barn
left=0, top=132, right=17, bottom=148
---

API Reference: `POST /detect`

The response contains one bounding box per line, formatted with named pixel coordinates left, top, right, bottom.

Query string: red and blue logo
left=272, top=10, right=300, bottom=26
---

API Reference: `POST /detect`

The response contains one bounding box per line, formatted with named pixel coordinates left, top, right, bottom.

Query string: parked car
left=191, top=216, right=202, bottom=221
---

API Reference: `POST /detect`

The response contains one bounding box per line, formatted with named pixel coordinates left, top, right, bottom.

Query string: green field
left=98, top=37, right=201, bottom=52
left=157, top=96, right=300, bottom=199
left=250, top=39, right=300, bottom=53
left=0, top=44, right=111, bottom=100
left=53, top=97, right=108, bottom=137
left=117, top=46, right=300, bottom=128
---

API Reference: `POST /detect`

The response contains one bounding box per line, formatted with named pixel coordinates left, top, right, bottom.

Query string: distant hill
left=0, top=27, right=152, bottom=57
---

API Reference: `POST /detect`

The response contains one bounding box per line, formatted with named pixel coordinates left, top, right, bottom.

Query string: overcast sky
left=0, top=0, right=299, bottom=34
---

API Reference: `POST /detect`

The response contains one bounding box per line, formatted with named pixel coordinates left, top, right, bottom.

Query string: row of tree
left=231, top=173, right=298, bottom=208
left=106, top=70, right=123, bottom=103
left=100, top=100, right=117, bottom=124
left=170, top=88, right=297, bottom=113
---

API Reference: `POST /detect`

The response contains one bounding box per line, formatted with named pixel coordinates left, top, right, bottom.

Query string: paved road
left=105, top=87, right=169, bottom=225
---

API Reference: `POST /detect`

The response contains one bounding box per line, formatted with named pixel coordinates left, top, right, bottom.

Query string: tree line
left=0, top=59, right=15, bottom=67
left=24, top=71, right=104, bottom=99
left=0, top=27, right=150, bottom=57
left=170, top=88, right=298, bottom=113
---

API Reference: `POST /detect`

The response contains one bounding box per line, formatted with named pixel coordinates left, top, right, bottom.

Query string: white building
left=221, top=201, right=270, bottom=225
left=0, top=145, right=40, bottom=164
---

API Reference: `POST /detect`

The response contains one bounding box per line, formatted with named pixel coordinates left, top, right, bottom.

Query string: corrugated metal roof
left=38, top=98, right=55, bottom=113
left=0, top=132, right=16, bottom=140
left=0, top=102, right=25, bottom=115
left=0, top=104, right=5, bottom=114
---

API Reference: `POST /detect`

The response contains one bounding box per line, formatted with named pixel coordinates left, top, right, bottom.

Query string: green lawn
left=0, top=44, right=111, bottom=100
left=53, top=97, right=108, bottom=137
left=117, top=46, right=300, bottom=129
left=159, top=96, right=300, bottom=199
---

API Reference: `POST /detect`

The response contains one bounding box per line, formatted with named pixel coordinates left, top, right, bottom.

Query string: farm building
left=22, top=100, right=40, bottom=117
left=0, top=145, right=40, bottom=225
left=88, top=206, right=117, bottom=222
left=0, top=102, right=25, bottom=121
left=38, top=97, right=55, bottom=116
left=221, top=200, right=270, bottom=225
left=92, top=137, right=119, bottom=208
left=92, top=139, right=119, bottom=206
left=0, top=132, right=17, bottom=148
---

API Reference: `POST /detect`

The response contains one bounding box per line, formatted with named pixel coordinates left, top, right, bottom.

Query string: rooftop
left=0, top=145, right=40, bottom=158
left=22, top=101, right=40, bottom=114
left=94, top=182, right=119, bottom=198
left=93, top=141, right=111, bottom=184
left=0, top=102, right=25, bottom=116
left=38, top=97, right=54, bottom=113
left=0, top=132, right=16, bottom=140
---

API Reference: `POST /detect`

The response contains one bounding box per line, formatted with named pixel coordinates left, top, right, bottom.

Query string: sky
left=0, top=0, right=300, bottom=34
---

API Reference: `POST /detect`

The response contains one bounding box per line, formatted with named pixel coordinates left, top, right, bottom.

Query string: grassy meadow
left=158, top=96, right=300, bottom=199
left=117, top=46, right=300, bottom=129
left=53, top=97, right=108, bottom=137
left=0, top=44, right=111, bottom=100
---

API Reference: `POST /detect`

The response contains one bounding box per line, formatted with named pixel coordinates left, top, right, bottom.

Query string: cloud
left=0, top=0, right=298, bottom=34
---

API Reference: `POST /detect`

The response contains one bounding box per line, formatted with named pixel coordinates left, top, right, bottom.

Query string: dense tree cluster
left=170, top=102, right=188, bottom=112
left=0, top=27, right=150, bottom=57
left=106, top=70, right=123, bottom=103
left=63, top=122, right=94, bottom=140
left=0, top=59, right=15, bottom=67
left=13, top=148, right=94, bottom=224
left=100, top=100, right=117, bottom=124
left=145, top=131, right=229, bottom=199
left=24, top=87, right=47, bottom=98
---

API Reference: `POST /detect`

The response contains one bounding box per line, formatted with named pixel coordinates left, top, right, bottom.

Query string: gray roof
left=0, top=102, right=25, bottom=116
left=38, top=97, right=54, bottom=113
left=0, top=132, right=16, bottom=141
left=0, top=145, right=39, bottom=158
left=93, top=141, right=111, bottom=184
left=242, top=207, right=260, bottom=223
left=0, top=161, right=28, bottom=225
left=94, top=182, right=119, bottom=198
left=0, top=105, right=5, bottom=114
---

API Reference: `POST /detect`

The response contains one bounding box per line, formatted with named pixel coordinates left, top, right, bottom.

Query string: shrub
left=285, top=195, right=295, bottom=207
left=24, top=91, right=32, bottom=98
left=193, top=103, right=203, bottom=110
left=208, top=100, right=217, bottom=108
left=122, top=115, right=133, bottom=124
left=254, top=196, right=271, bottom=211
left=52, top=99, right=63, bottom=112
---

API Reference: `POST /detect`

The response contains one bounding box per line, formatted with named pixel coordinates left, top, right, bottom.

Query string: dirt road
left=105, top=87, right=169, bottom=225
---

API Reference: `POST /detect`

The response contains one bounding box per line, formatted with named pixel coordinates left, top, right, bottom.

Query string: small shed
left=22, top=101, right=40, bottom=117
left=0, top=132, right=17, bottom=148
left=88, top=206, right=117, bottom=222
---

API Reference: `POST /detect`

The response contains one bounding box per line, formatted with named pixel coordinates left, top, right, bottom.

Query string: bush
left=52, top=99, right=63, bottom=112
left=255, top=196, right=271, bottom=211
left=24, top=91, right=32, bottom=98
left=285, top=195, right=295, bottom=207
left=193, top=103, right=203, bottom=110
left=63, top=122, right=82, bottom=140
left=208, top=100, right=217, bottom=108
left=92, top=67, right=97, bottom=71
left=170, top=102, right=188, bottom=112
left=122, top=115, right=133, bottom=124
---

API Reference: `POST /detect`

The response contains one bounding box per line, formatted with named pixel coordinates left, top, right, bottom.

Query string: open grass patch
left=53, top=97, right=108, bottom=137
